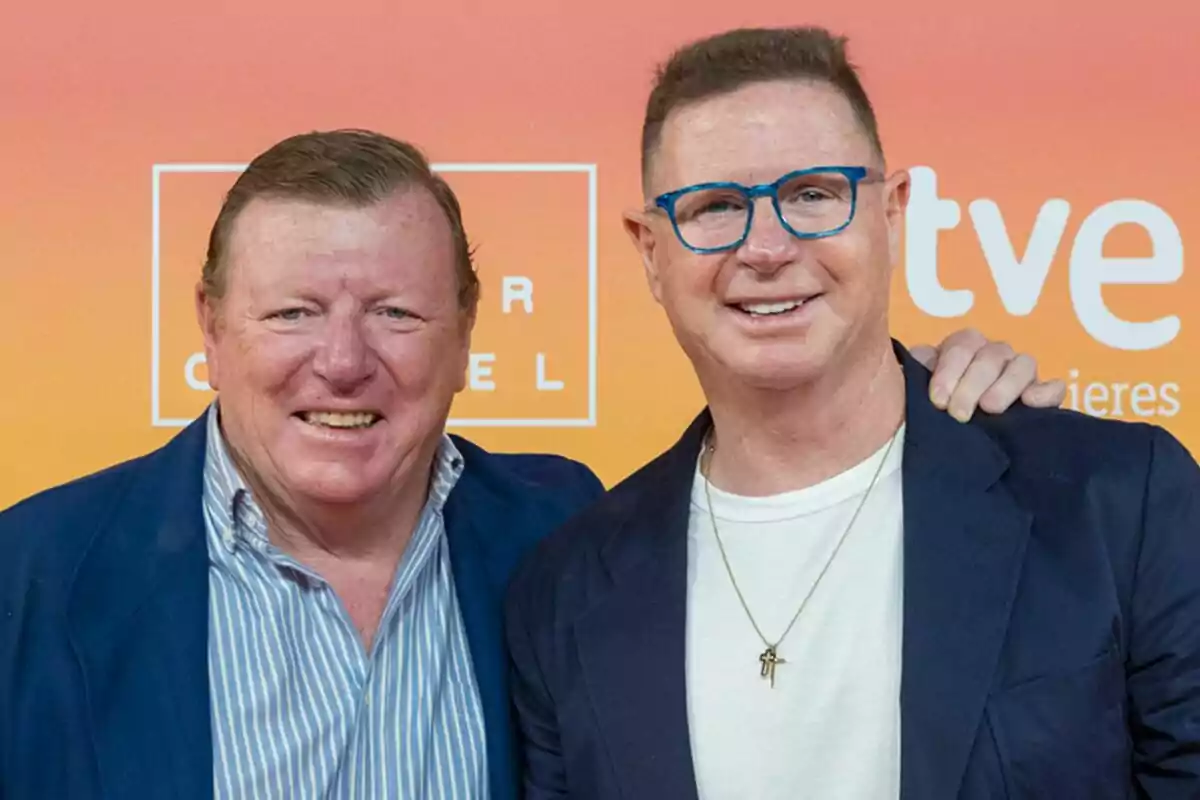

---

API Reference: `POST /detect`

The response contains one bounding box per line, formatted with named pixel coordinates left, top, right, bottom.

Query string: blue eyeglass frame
left=652, top=165, right=876, bottom=254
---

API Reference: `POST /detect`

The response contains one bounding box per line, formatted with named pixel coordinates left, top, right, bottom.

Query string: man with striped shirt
left=203, top=399, right=487, bottom=798
left=0, top=128, right=1062, bottom=800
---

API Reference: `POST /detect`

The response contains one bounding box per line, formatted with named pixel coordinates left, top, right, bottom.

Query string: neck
left=269, top=487, right=428, bottom=564
left=234, top=451, right=438, bottom=568
left=701, top=337, right=905, bottom=496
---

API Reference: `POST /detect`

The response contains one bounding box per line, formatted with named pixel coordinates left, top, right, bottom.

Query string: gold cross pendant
left=759, top=646, right=786, bottom=688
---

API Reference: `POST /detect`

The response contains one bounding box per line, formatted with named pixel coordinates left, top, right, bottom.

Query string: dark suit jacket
left=0, top=416, right=604, bottom=800
left=505, top=345, right=1200, bottom=799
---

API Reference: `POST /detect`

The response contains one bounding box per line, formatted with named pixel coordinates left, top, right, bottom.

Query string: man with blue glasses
left=505, top=25, right=1200, bottom=799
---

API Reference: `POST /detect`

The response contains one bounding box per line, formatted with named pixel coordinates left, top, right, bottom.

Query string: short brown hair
left=640, top=27, right=884, bottom=190
left=201, top=129, right=479, bottom=312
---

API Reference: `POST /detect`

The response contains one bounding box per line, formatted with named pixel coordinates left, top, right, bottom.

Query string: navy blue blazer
left=505, top=344, right=1200, bottom=799
left=0, top=417, right=604, bottom=800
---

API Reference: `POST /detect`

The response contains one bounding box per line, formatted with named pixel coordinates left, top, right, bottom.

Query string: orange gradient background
left=1, top=0, right=1195, bottom=509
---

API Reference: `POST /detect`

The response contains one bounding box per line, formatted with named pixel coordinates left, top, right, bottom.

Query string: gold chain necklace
left=699, top=425, right=900, bottom=688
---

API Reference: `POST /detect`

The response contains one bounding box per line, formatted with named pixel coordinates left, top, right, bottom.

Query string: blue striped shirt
left=201, top=403, right=488, bottom=798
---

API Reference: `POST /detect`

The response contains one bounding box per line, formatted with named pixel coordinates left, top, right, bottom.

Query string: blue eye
left=273, top=308, right=310, bottom=321
left=379, top=307, right=412, bottom=319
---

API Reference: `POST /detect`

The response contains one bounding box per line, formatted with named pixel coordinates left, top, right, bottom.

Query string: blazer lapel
left=896, top=344, right=1032, bottom=800
left=574, top=414, right=709, bottom=800
left=444, top=473, right=520, bottom=800
left=66, top=418, right=213, bottom=800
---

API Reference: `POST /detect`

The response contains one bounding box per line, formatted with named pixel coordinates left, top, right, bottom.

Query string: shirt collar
left=201, top=401, right=464, bottom=555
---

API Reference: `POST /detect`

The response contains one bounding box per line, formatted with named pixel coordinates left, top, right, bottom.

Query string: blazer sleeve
left=1127, top=427, right=1200, bottom=795
left=505, top=566, right=570, bottom=800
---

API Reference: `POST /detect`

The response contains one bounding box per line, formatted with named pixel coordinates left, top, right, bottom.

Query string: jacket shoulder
left=505, top=440, right=674, bottom=599
left=0, top=426, right=201, bottom=589
left=451, top=434, right=604, bottom=498
left=975, top=404, right=1179, bottom=483
left=447, top=435, right=608, bottom=544
left=0, top=455, right=147, bottom=552
left=974, top=405, right=1198, bottom=587
left=0, top=455, right=156, bottom=637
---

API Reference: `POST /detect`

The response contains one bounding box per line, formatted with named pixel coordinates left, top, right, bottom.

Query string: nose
left=312, top=312, right=377, bottom=392
left=737, top=196, right=798, bottom=274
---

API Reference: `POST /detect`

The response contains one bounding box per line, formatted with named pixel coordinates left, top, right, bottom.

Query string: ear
left=883, top=168, right=911, bottom=267
left=194, top=282, right=223, bottom=391
left=622, top=207, right=667, bottom=305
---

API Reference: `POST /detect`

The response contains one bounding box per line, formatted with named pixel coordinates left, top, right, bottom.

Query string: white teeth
left=302, top=411, right=380, bottom=429
left=739, top=299, right=804, bottom=316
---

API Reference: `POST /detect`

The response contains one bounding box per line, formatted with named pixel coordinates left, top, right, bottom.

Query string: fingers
left=926, top=328, right=989, bottom=409
left=909, top=344, right=939, bottom=370
left=944, top=342, right=1018, bottom=421
left=973, top=352, right=1039, bottom=416
left=1020, top=378, right=1067, bottom=409
left=923, top=328, right=1065, bottom=421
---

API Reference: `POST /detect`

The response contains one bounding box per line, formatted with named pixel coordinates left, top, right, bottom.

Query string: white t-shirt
left=686, top=426, right=906, bottom=800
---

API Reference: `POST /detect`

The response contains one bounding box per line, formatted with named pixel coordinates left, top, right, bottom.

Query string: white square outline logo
left=151, top=162, right=598, bottom=428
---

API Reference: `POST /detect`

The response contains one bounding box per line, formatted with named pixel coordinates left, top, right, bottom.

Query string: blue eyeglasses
left=651, top=165, right=881, bottom=254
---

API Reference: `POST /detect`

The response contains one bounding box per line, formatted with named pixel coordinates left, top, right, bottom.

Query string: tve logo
left=904, top=166, right=1185, bottom=351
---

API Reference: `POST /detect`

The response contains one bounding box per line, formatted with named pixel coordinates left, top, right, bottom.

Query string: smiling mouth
left=731, top=296, right=822, bottom=317
left=297, top=411, right=382, bottom=429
